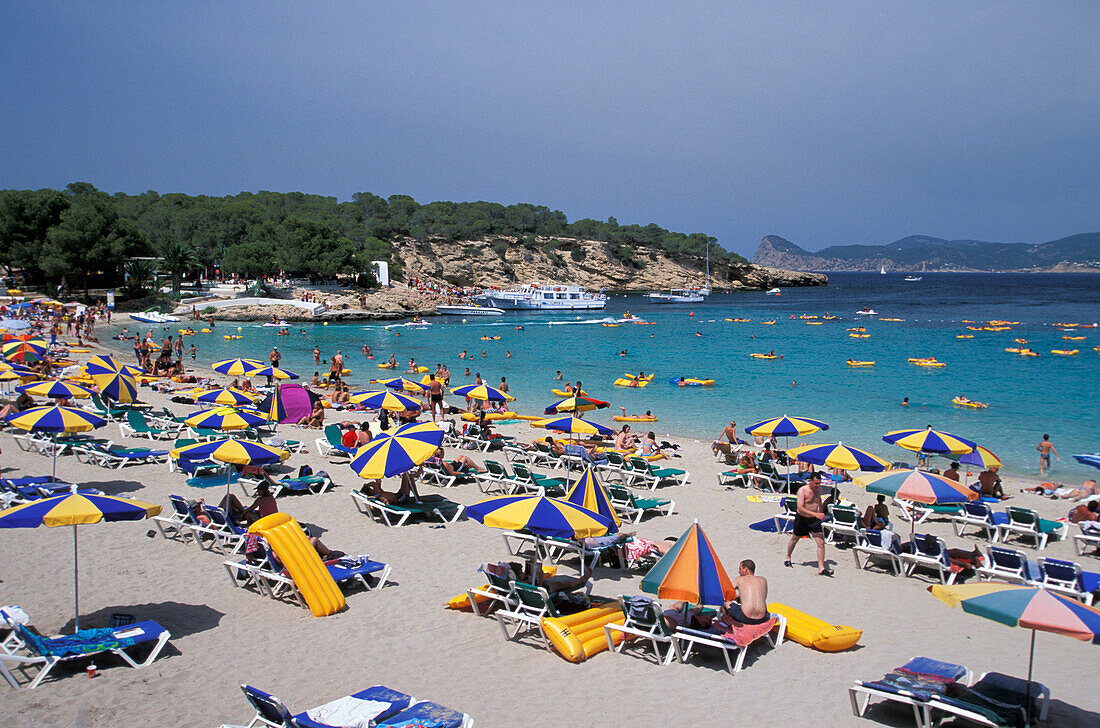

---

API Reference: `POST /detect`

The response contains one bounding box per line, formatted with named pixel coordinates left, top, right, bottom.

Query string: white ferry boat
left=436, top=304, right=505, bottom=316
left=645, top=287, right=705, bottom=304
left=476, top=283, right=607, bottom=311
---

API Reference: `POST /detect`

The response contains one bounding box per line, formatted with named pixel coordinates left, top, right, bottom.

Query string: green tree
left=159, top=237, right=200, bottom=296
left=0, top=189, right=70, bottom=280
left=42, top=190, right=147, bottom=300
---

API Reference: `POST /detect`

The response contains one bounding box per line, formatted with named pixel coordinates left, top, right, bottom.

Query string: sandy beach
left=1, top=341, right=1097, bottom=728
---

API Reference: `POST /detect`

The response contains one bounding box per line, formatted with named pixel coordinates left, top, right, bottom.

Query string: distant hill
left=751, top=233, right=1100, bottom=272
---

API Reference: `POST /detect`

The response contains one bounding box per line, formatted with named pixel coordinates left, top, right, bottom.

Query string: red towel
left=717, top=617, right=777, bottom=647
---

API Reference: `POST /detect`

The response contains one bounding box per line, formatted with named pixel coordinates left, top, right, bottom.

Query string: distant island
left=752, top=233, right=1100, bottom=273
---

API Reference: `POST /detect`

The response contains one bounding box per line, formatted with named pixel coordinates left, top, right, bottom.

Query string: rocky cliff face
left=751, top=235, right=858, bottom=271
left=393, top=236, right=826, bottom=291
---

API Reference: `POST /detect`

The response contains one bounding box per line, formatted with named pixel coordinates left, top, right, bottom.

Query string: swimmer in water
left=901, top=397, right=910, bottom=406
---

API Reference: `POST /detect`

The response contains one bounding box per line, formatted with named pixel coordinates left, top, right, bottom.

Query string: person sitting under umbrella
left=221, top=481, right=279, bottom=526
left=360, top=470, right=420, bottom=505
left=977, top=466, right=1005, bottom=499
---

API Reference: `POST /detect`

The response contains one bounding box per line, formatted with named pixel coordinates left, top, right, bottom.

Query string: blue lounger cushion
left=292, top=685, right=414, bottom=728
left=377, top=701, right=466, bottom=728
left=326, top=559, right=387, bottom=584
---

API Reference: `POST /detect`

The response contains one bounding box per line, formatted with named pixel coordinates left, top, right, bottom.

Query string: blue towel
left=18, top=625, right=139, bottom=657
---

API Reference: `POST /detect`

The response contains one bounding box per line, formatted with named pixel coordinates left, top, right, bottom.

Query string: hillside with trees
left=0, top=183, right=746, bottom=299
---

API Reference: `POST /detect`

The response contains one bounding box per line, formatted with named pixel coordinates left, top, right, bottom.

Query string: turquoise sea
left=117, top=273, right=1100, bottom=480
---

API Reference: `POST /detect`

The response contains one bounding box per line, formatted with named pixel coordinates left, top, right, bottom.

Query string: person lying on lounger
left=426, top=447, right=485, bottom=475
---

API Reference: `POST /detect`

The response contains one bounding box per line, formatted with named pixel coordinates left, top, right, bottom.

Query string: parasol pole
left=73, top=525, right=80, bottom=631
left=1026, top=629, right=1035, bottom=726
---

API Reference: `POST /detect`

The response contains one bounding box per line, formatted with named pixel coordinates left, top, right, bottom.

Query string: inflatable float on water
left=956, top=334, right=974, bottom=339
left=953, top=397, right=988, bottom=409
left=750, top=353, right=780, bottom=359
left=669, top=377, right=715, bottom=386
left=613, top=414, right=658, bottom=422
left=849, top=333, right=870, bottom=339
left=551, top=388, right=588, bottom=397
left=614, top=373, right=653, bottom=388
left=908, top=357, right=945, bottom=367
left=846, top=360, right=875, bottom=367
left=1051, top=349, right=1078, bottom=356
left=1005, top=348, right=1039, bottom=357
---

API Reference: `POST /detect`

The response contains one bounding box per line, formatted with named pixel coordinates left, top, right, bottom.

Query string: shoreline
left=94, top=330, right=1061, bottom=489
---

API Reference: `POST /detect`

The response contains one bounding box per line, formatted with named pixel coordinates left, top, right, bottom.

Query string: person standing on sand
left=1037, top=434, right=1059, bottom=475
left=427, top=375, right=444, bottom=422
left=785, top=473, right=833, bottom=577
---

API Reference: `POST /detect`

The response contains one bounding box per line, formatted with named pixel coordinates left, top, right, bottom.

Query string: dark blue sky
left=3, top=2, right=1097, bottom=256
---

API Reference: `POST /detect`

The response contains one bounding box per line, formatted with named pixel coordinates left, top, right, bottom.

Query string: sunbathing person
left=1069, top=500, right=1099, bottom=524
left=360, top=470, right=420, bottom=505
left=720, top=559, right=770, bottom=625
left=861, top=495, right=891, bottom=529
left=640, top=432, right=666, bottom=460
left=614, top=425, right=637, bottom=451
left=221, top=482, right=279, bottom=525
left=733, top=452, right=757, bottom=475
left=1023, top=479, right=1098, bottom=501
left=297, top=400, right=325, bottom=428
left=426, top=447, right=485, bottom=475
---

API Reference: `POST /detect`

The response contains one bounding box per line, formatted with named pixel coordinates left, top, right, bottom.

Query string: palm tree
left=159, top=238, right=199, bottom=297
left=124, top=259, right=155, bottom=297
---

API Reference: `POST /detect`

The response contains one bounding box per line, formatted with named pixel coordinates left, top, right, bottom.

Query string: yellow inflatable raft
left=849, top=333, right=870, bottom=339
left=1051, top=349, right=1078, bottom=356
left=953, top=398, right=988, bottom=409
left=543, top=604, right=626, bottom=662
left=913, top=361, right=946, bottom=368
left=460, top=411, right=518, bottom=421
left=750, top=353, right=779, bottom=359
left=1063, top=336, right=1086, bottom=341
left=768, top=602, right=861, bottom=652
left=956, top=334, right=974, bottom=339
left=614, top=378, right=649, bottom=388
left=551, top=388, right=588, bottom=397
left=846, top=360, right=875, bottom=367
left=761, top=320, right=776, bottom=325
left=613, top=415, right=658, bottom=422
left=377, top=362, right=396, bottom=369
left=223, top=335, right=243, bottom=340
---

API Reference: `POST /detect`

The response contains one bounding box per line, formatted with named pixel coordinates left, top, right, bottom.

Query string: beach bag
left=625, top=596, right=657, bottom=623
left=298, top=465, right=313, bottom=477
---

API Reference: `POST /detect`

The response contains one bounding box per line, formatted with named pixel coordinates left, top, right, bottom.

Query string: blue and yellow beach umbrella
left=16, top=379, right=94, bottom=399
left=211, top=358, right=264, bottom=376
left=531, top=416, right=615, bottom=438
left=185, top=407, right=268, bottom=431
left=169, top=438, right=289, bottom=466
left=451, top=384, right=514, bottom=402
left=84, top=354, right=145, bottom=378
left=348, top=422, right=445, bottom=479
left=787, top=442, right=889, bottom=472
left=6, top=405, right=107, bottom=433
left=466, top=494, right=614, bottom=539
left=372, top=376, right=427, bottom=393
left=248, top=366, right=299, bottom=381
left=91, top=371, right=139, bottom=403
left=195, top=388, right=258, bottom=407
left=0, top=493, right=162, bottom=630
left=349, top=389, right=422, bottom=412
left=883, top=428, right=976, bottom=456
left=640, top=521, right=736, bottom=606
left=564, top=465, right=621, bottom=529
left=745, top=415, right=829, bottom=438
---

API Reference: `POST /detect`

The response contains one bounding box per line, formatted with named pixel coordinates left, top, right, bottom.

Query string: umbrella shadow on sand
left=59, top=600, right=224, bottom=643
left=79, top=479, right=147, bottom=497
left=1047, top=699, right=1100, bottom=727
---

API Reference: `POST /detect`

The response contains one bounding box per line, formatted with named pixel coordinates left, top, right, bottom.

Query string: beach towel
left=17, top=624, right=138, bottom=657
left=747, top=494, right=784, bottom=503
left=714, top=617, right=777, bottom=647
left=305, top=696, right=394, bottom=728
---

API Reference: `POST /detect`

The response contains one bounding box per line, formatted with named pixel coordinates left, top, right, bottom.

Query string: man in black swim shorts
left=784, top=473, right=833, bottom=576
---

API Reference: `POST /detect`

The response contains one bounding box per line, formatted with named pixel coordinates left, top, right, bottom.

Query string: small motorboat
left=765, top=288, right=781, bottom=295
left=130, top=310, right=181, bottom=324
